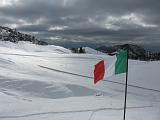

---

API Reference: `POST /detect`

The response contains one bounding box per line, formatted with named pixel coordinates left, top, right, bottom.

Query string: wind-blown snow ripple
left=0, top=79, right=100, bottom=99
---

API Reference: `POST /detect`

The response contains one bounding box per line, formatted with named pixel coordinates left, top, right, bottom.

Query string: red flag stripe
left=94, top=60, right=105, bottom=84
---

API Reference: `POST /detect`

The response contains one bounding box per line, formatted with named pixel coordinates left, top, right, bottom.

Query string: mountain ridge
left=96, top=44, right=146, bottom=60
left=0, top=26, right=48, bottom=45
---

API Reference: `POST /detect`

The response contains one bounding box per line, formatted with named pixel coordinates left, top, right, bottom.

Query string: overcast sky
left=0, top=0, right=160, bottom=50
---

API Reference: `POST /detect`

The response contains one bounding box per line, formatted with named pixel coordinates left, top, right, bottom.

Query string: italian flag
left=94, top=49, right=128, bottom=84
left=106, top=49, right=128, bottom=77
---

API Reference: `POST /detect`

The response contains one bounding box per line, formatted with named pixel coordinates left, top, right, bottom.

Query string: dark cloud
left=0, top=0, right=160, bottom=50
left=18, top=24, right=50, bottom=32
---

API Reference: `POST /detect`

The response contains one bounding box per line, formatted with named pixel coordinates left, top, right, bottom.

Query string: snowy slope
left=84, top=47, right=104, bottom=54
left=0, top=41, right=160, bottom=120
left=0, top=41, right=71, bottom=54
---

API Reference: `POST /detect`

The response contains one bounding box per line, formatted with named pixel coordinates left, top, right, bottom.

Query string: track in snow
left=39, top=65, right=160, bottom=93
left=0, top=105, right=152, bottom=119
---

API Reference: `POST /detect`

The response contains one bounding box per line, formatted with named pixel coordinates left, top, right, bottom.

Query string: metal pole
left=123, top=48, right=129, bottom=120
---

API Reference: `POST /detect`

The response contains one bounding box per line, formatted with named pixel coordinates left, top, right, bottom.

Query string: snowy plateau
left=0, top=41, right=160, bottom=120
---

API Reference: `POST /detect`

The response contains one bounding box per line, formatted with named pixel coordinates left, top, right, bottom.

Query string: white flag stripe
left=105, top=56, right=117, bottom=77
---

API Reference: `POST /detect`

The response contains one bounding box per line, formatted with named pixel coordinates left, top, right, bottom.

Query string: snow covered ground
left=0, top=41, right=160, bottom=120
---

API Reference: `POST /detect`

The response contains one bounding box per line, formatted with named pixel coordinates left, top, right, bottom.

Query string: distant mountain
left=96, top=44, right=146, bottom=60
left=84, top=47, right=104, bottom=54
left=96, top=46, right=116, bottom=53
left=0, top=26, right=48, bottom=45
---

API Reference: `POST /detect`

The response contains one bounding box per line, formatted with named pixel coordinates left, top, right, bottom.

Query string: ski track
left=0, top=106, right=153, bottom=119
left=39, top=65, right=160, bottom=93
left=0, top=53, right=100, bottom=60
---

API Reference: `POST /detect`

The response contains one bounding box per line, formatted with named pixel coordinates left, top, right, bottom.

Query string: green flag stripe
left=115, top=50, right=128, bottom=74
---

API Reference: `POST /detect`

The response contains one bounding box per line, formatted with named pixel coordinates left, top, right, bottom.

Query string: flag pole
left=123, top=48, right=129, bottom=120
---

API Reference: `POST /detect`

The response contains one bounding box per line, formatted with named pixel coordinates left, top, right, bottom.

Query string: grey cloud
left=17, top=24, right=50, bottom=32
left=0, top=0, right=160, bottom=50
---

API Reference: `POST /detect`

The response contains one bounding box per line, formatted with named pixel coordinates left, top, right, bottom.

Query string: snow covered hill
left=84, top=47, right=105, bottom=54
left=0, top=41, right=160, bottom=120
left=0, top=26, right=48, bottom=45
